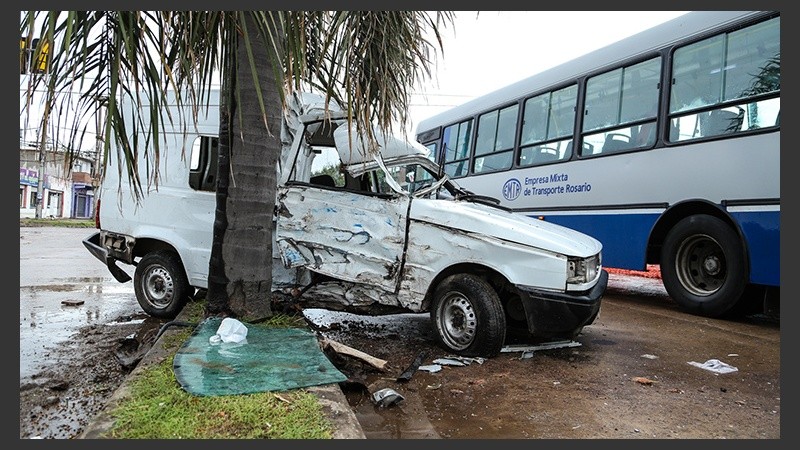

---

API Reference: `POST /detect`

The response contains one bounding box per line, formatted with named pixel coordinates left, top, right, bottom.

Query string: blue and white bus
left=415, top=11, right=779, bottom=318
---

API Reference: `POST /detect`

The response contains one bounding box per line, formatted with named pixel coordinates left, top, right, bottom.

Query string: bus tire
left=660, top=215, right=747, bottom=318
left=431, top=274, right=506, bottom=357
left=134, top=250, right=190, bottom=319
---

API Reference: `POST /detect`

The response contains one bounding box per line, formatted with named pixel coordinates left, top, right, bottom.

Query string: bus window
left=582, top=57, right=661, bottom=155
left=519, top=84, right=577, bottom=166
left=669, top=16, right=780, bottom=141
left=442, top=119, right=472, bottom=178
left=474, top=104, right=517, bottom=173
left=423, top=142, right=437, bottom=161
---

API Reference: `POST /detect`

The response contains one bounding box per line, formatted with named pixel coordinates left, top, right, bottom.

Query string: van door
left=275, top=154, right=409, bottom=293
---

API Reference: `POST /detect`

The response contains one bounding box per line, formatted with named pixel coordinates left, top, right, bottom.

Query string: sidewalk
left=79, top=306, right=365, bottom=439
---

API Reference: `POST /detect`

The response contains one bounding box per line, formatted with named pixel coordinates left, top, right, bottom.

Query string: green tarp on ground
left=173, top=317, right=347, bottom=396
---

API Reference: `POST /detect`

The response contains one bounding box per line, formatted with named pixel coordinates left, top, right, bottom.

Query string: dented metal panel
left=400, top=219, right=567, bottom=305
left=275, top=184, right=410, bottom=295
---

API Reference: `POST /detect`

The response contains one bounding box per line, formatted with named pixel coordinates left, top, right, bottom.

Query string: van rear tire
left=134, top=250, right=190, bottom=319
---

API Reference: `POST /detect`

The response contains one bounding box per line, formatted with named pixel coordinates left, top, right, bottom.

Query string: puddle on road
left=20, top=279, right=141, bottom=380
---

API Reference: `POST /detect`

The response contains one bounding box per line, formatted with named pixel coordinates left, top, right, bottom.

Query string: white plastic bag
left=209, top=317, right=248, bottom=344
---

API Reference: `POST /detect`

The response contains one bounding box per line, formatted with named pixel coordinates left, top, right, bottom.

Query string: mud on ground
left=19, top=314, right=162, bottom=439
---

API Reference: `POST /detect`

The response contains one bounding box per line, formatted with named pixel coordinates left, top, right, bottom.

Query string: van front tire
left=134, top=250, right=190, bottom=319
left=431, top=274, right=506, bottom=358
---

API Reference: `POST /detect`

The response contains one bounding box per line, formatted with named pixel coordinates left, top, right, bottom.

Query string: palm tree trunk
left=207, top=14, right=282, bottom=320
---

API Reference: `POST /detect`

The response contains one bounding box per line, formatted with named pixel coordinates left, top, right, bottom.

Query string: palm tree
left=20, top=11, right=454, bottom=320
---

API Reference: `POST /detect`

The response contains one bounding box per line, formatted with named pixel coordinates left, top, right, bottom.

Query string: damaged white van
left=84, top=91, right=608, bottom=357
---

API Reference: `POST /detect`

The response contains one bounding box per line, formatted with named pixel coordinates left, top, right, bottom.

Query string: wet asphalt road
left=20, top=226, right=142, bottom=381
left=19, top=226, right=782, bottom=439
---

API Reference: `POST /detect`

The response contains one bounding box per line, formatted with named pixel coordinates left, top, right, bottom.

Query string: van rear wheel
left=134, top=250, right=190, bottom=319
left=431, top=274, right=506, bottom=357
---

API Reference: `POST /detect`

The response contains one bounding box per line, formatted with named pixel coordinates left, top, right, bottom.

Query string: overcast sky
left=20, top=11, right=688, bottom=150
left=406, top=11, right=689, bottom=134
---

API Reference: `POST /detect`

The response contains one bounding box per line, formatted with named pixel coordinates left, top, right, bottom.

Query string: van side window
left=309, top=146, right=345, bottom=188
left=189, top=136, right=219, bottom=192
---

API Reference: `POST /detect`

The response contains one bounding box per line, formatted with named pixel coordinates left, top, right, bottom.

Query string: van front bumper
left=516, top=269, right=608, bottom=338
left=82, top=231, right=132, bottom=283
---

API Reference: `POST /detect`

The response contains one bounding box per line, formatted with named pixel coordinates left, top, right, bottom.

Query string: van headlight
left=567, top=253, right=601, bottom=285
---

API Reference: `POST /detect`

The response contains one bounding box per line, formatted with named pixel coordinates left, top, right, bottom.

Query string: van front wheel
left=134, top=250, right=190, bottom=319
left=431, top=274, right=506, bottom=358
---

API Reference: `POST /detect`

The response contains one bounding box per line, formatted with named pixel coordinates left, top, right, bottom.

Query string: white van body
left=84, top=91, right=608, bottom=357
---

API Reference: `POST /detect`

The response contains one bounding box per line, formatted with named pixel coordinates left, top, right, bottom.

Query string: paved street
left=20, top=226, right=781, bottom=439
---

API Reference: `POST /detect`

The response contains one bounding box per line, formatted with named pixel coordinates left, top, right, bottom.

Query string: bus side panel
left=730, top=209, right=780, bottom=286
left=538, top=212, right=659, bottom=270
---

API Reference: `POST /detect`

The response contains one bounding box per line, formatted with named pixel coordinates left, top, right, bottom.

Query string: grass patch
left=106, top=310, right=334, bottom=439
left=20, top=218, right=94, bottom=228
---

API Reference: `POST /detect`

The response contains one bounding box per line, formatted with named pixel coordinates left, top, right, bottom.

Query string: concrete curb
left=79, top=308, right=365, bottom=439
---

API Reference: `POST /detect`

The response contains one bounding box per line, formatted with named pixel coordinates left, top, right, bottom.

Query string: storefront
left=71, top=183, right=94, bottom=219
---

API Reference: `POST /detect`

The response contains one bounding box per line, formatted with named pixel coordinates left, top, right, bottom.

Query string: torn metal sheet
left=432, top=358, right=466, bottom=367
left=445, top=356, right=485, bottom=365
left=418, top=364, right=442, bottom=373
left=371, top=388, right=405, bottom=407
left=433, top=356, right=485, bottom=366
left=500, top=340, right=582, bottom=353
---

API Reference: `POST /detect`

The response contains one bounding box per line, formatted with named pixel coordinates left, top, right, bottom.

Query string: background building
left=19, top=143, right=99, bottom=219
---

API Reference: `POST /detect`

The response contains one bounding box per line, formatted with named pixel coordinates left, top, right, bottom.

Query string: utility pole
left=34, top=112, right=49, bottom=219
left=24, top=35, right=51, bottom=219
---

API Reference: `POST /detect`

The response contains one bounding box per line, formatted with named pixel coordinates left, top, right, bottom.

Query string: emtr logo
left=502, top=178, right=522, bottom=201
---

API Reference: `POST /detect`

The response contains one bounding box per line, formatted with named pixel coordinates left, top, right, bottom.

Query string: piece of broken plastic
left=209, top=317, right=249, bottom=344
left=418, top=364, right=442, bottom=373
left=371, top=388, right=405, bottom=407
left=687, top=358, right=738, bottom=374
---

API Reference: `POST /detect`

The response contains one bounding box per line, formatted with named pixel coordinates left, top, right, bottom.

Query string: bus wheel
left=134, top=250, right=190, bottom=319
left=660, top=215, right=747, bottom=318
left=431, top=274, right=506, bottom=357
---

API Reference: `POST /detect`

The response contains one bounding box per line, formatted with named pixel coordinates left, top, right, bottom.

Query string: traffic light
left=31, top=38, right=49, bottom=73
left=19, top=36, right=49, bottom=74
left=19, top=36, right=27, bottom=74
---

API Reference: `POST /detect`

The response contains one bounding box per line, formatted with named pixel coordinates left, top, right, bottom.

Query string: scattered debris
left=397, top=351, right=427, bottom=382
left=632, top=376, right=656, bottom=385
left=441, top=355, right=485, bottom=365
left=500, top=340, right=581, bottom=354
left=418, top=364, right=442, bottom=373
left=449, top=389, right=464, bottom=395
left=687, top=359, right=738, bottom=374
left=641, top=354, right=659, bottom=359
left=320, top=337, right=389, bottom=372
left=426, top=383, right=442, bottom=390
left=60, top=300, right=84, bottom=306
left=371, top=387, right=404, bottom=407
left=433, top=358, right=466, bottom=367
left=274, top=394, right=291, bottom=404
left=209, top=317, right=248, bottom=344
left=727, top=353, right=739, bottom=357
